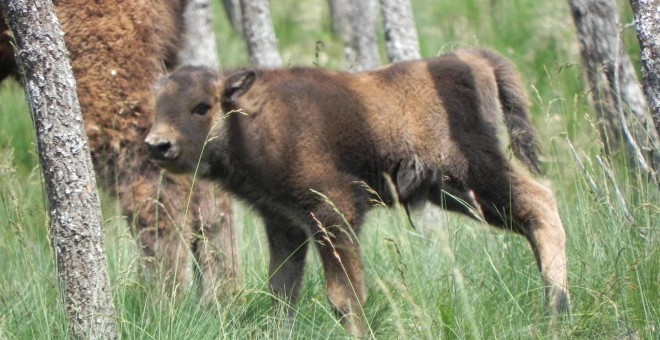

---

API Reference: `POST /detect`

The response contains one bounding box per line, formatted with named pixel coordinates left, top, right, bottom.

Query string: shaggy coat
left=0, top=0, right=238, bottom=295
left=147, top=48, right=569, bottom=336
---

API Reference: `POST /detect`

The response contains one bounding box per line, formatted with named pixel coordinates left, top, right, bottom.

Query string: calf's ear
left=223, top=70, right=256, bottom=103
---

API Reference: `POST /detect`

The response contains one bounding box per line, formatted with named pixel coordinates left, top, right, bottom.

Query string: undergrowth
left=1, top=0, right=658, bottom=338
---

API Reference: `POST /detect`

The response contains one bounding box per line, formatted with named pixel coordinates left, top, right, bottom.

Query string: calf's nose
left=145, top=134, right=179, bottom=160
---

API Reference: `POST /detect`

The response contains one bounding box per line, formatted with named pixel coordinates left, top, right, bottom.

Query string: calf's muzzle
left=145, top=133, right=180, bottom=161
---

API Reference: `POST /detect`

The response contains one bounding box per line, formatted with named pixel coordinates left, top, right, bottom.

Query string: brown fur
left=0, top=1, right=238, bottom=296
left=147, top=49, right=569, bottom=335
left=0, top=16, right=18, bottom=81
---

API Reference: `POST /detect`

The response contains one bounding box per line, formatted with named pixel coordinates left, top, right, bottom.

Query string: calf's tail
left=473, top=49, right=542, bottom=174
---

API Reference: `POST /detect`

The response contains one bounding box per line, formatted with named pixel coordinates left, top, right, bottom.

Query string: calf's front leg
left=263, top=214, right=310, bottom=314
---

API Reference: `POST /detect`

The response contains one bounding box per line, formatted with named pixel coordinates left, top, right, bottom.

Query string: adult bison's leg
left=191, top=180, right=240, bottom=301
left=467, top=161, right=570, bottom=313
left=0, top=8, right=19, bottom=82
left=262, top=213, right=309, bottom=313
left=306, top=183, right=368, bottom=337
left=121, top=168, right=195, bottom=293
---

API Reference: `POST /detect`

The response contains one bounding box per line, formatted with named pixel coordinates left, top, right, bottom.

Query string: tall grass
left=1, top=0, right=658, bottom=338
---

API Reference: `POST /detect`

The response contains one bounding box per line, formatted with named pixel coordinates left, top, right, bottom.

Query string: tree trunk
left=223, top=0, right=243, bottom=37
left=630, top=0, right=660, bottom=140
left=327, top=0, right=352, bottom=44
left=568, top=0, right=660, bottom=179
left=348, top=0, right=381, bottom=71
left=328, top=0, right=381, bottom=71
left=179, top=0, right=221, bottom=69
left=379, top=0, right=421, bottom=62
left=179, top=0, right=241, bottom=298
left=240, top=0, right=282, bottom=67
left=1, top=0, right=118, bottom=339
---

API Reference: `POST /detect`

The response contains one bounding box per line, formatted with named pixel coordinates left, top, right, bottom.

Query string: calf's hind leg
left=307, top=185, right=368, bottom=337
left=467, top=166, right=570, bottom=313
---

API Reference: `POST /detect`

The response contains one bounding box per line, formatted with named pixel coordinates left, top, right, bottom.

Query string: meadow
left=0, top=0, right=658, bottom=338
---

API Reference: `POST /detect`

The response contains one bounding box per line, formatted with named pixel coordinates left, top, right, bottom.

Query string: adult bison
left=0, top=0, right=238, bottom=297
left=146, top=48, right=570, bottom=335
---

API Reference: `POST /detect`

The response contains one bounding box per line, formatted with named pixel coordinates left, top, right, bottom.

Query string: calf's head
left=145, top=66, right=255, bottom=174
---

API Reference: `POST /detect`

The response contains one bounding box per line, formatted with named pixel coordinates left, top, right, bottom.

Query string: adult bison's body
left=0, top=0, right=238, bottom=296
left=148, top=48, right=569, bottom=336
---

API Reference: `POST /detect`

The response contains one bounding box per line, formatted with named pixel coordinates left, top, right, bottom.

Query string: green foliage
left=0, top=80, right=37, bottom=173
left=1, top=0, right=658, bottom=338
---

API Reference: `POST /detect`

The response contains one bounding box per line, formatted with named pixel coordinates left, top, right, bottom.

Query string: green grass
left=1, top=0, right=659, bottom=338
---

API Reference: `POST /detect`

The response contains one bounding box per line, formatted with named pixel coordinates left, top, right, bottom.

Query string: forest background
left=0, top=0, right=657, bottom=338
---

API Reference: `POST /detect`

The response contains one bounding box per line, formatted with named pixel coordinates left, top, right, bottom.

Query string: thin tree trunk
left=240, top=0, right=282, bottom=67
left=179, top=0, right=242, bottom=299
left=630, top=0, right=660, bottom=140
left=568, top=0, right=660, bottom=179
left=327, top=0, right=352, bottom=44
left=222, top=0, right=243, bottom=36
left=179, top=0, right=221, bottom=69
left=348, top=0, right=381, bottom=71
left=223, top=0, right=243, bottom=37
left=379, top=0, right=421, bottom=62
left=1, top=0, right=117, bottom=338
left=328, top=0, right=381, bottom=71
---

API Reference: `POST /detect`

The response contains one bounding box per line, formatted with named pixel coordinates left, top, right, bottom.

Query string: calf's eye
left=192, top=103, right=211, bottom=115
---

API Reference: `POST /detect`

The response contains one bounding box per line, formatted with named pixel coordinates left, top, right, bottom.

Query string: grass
left=1, top=0, right=659, bottom=338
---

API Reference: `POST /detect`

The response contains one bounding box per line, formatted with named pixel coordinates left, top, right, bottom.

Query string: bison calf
left=146, top=48, right=570, bottom=335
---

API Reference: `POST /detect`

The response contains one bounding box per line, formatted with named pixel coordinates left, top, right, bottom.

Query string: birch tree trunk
left=328, top=0, right=381, bottom=71
left=630, top=0, right=660, bottom=139
left=179, top=0, right=242, bottom=299
left=379, top=0, right=421, bottom=62
left=1, top=0, right=117, bottom=338
left=223, top=0, right=243, bottom=37
left=569, top=0, right=660, bottom=179
left=327, top=0, right=352, bottom=45
left=240, top=0, right=282, bottom=67
left=179, top=0, right=221, bottom=69
left=346, top=0, right=381, bottom=71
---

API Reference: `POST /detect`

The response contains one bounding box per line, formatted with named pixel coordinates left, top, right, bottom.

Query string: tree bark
left=223, top=0, right=243, bottom=37
left=630, top=0, right=660, bottom=140
left=568, top=0, right=660, bottom=179
left=327, top=0, right=352, bottom=44
left=1, top=0, right=118, bottom=339
left=328, top=0, right=381, bottom=71
left=347, top=0, right=381, bottom=71
left=240, top=0, right=282, bottom=67
left=179, top=0, right=241, bottom=298
left=179, top=0, right=221, bottom=69
left=379, top=0, right=421, bottom=62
